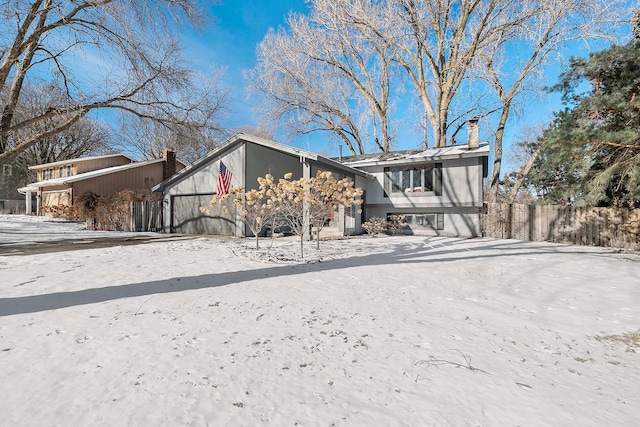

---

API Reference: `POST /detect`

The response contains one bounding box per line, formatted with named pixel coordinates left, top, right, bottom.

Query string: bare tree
left=8, top=83, right=110, bottom=179
left=249, top=0, right=630, bottom=199
left=246, top=0, right=396, bottom=155
left=0, top=0, right=227, bottom=163
left=481, top=0, right=628, bottom=202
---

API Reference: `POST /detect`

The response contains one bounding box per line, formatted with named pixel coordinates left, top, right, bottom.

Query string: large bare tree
left=0, top=0, right=226, bottom=163
left=4, top=81, right=110, bottom=185
left=249, top=0, right=629, bottom=185
left=247, top=0, right=396, bottom=155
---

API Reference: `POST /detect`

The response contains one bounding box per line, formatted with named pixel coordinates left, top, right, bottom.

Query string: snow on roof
left=28, top=153, right=133, bottom=170
left=18, top=158, right=164, bottom=193
left=338, top=142, right=490, bottom=167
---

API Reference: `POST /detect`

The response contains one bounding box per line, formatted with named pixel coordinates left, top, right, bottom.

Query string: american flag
left=217, top=161, right=232, bottom=197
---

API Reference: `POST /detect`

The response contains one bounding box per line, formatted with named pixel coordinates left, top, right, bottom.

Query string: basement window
left=404, top=213, right=445, bottom=230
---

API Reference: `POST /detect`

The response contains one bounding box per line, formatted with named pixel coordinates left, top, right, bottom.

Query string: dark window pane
left=402, top=169, right=410, bottom=192
left=392, top=168, right=401, bottom=193
left=413, top=168, right=421, bottom=190
left=425, top=168, right=434, bottom=191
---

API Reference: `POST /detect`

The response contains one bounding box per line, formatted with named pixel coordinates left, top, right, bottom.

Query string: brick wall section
left=162, top=149, right=177, bottom=180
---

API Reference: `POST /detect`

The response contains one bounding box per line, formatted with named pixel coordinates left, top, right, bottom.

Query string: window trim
left=384, top=163, right=442, bottom=197
left=399, top=212, right=445, bottom=230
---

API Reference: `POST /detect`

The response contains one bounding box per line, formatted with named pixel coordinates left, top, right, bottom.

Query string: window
left=59, top=166, right=64, bottom=178
left=2, top=164, right=11, bottom=176
left=48, top=168, right=53, bottom=180
left=384, top=163, right=441, bottom=196
left=403, top=213, right=445, bottom=230
left=66, top=165, right=72, bottom=177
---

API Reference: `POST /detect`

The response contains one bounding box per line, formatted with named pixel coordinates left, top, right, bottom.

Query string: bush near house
left=42, top=190, right=160, bottom=231
left=362, top=216, right=387, bottom=236
left=387, top=214, right=408, bottom=235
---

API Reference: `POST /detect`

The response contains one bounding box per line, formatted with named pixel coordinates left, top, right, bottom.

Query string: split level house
left=152, top=131, right=489, bottom=238
left=19, top=150, right=184, bottom=215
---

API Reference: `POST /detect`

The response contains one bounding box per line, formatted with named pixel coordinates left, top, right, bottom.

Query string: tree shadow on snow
left=0, top=238, right=621, bottom=317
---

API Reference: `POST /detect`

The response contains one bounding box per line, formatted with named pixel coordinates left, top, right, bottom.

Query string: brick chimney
left=162, top=149, right=177, bottom=180
left=467, top=116, right=480, bottom=149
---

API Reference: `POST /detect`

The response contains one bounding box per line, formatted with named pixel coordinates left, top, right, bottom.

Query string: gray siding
left=365, top=206, right=480, bottom=237
left=358, top=157, right=483, bottom=209
left=358, top=157, right=484, bottom=236
left=162, top=145, right=245, bottom=236
left=245, top=142, right=303, bottom=187
left=171, top=194, right=235, bottom=235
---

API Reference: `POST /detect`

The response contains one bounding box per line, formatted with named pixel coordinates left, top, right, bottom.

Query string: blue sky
left=179, top=1, right=626, bottom=174
left=186, top=1, right=312, bottom=136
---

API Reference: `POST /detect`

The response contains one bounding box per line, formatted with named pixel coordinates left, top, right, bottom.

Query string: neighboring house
left=152, top=133, right=373, bottom=236
left=0, top=160, right=28, bottom=213
left=19, top=150, right=184, bottom=215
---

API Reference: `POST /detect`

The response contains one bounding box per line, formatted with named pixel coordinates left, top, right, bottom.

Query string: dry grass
left=595, top=331, right=640, bottom=352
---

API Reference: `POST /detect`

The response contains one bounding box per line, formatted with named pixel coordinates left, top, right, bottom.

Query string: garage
left=171, top=194, right=235, bottom=235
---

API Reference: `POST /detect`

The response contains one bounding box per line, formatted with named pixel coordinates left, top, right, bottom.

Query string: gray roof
left=337, top=142, right=490, bottom=167
left=28, top=153, right=133, bottom=170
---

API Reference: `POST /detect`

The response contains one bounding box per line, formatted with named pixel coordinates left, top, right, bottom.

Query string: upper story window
left=384, top=163, right=442, bottom=196
left=2, top=164, right=11, bottom=176
left=58, top=166, right=64, bottom=178
left=66, top=165, right=72, bottom=177
left=48, top=168, right=53, bottom=180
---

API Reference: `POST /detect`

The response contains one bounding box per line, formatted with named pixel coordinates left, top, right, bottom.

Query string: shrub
left=387, top=214, right=408, bottom=235
left=363, top=216, right=387, bottom=236
left=94, top=190, right=138, bottom=231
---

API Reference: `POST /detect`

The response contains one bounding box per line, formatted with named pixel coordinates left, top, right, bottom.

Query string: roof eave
left=28, top=153, right=133, bottom=170
left=342, top=144, right=490, bottom=168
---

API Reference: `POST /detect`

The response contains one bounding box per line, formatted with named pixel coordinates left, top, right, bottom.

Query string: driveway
left=0, top=214, right=202, bottom=256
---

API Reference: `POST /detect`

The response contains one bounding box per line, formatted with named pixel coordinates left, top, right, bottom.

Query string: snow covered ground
left=1, top=214, right=639, bottom=426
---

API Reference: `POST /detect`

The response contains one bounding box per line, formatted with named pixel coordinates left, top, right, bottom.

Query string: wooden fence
left=129, top=200, right=163, bottom=232
left=481, top=203, right=640, bottom=250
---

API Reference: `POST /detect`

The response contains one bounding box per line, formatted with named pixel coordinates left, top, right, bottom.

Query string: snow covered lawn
left=1, top=215, right=639, bottom=425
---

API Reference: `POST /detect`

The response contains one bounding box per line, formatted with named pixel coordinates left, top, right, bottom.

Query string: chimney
left=467, top=116, right=480, bottom=149
left=162, top=149, right=177, bottom=180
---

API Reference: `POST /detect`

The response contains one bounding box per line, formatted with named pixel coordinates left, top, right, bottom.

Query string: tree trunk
left=489, top=105, right=511, bottom=202
left=506, top=144, right=542, bottom=204
left=299, top=233, right=304, bottom=258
